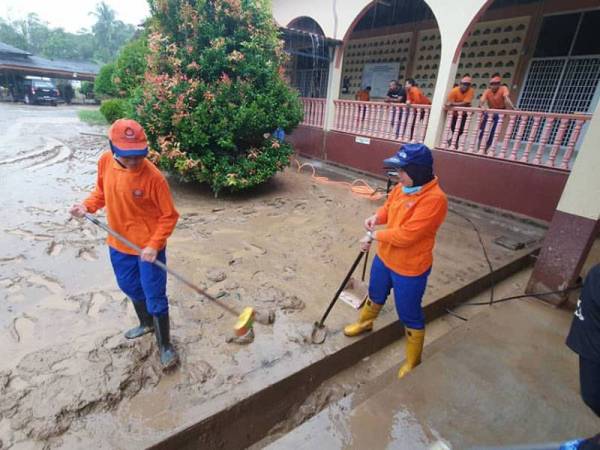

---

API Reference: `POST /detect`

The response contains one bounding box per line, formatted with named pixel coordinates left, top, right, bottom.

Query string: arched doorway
left=282, top=17, right=332, bottom=98
left=340, top=0, right=440, bottom=101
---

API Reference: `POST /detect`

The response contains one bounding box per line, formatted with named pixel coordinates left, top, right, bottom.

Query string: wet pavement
left=0, top=102, right=548, bottom=449
left=266, top=288, right=599, bottom=449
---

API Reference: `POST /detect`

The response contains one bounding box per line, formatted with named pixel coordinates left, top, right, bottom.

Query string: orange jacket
left=84, top=151, right=179, bottom=254
left=447, top=86, right=474, bottom=105
left=481, top=86, right=510, bottom=109
left=375, top=178, right=447, bottom=276
left=407, top=86, right=431, bottom=105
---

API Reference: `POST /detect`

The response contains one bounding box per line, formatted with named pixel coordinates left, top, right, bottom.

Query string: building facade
left=272, top=0, right=600, bottom=304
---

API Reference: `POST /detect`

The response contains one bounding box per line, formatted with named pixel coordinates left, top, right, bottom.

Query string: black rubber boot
left=124, top=300, right=154, bottom=340
left=153, top=313, right=178, bottom=369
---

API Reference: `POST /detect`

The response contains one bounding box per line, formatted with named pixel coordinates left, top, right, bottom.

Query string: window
left=572, top=10, right=600, bottom=56
left=519, top=9, right=600, bottom=115
left=533, top=13, right=579, bottom=58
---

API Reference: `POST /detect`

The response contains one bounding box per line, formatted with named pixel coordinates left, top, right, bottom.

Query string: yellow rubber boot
left=344, top=298, right=382, bottom=337
left=398, top=327, right=425, bottom=379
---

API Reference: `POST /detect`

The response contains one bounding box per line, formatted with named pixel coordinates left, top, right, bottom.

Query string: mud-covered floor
left=0, top=103, right=545, bottom=449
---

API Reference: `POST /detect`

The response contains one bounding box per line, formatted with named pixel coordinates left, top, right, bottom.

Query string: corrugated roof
left=0, top=41, right=32, bottom=56
left=0, top=52, right=100, bottom=76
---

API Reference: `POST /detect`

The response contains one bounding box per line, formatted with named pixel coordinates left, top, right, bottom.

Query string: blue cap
left=383, top=143, right=433, bottom=169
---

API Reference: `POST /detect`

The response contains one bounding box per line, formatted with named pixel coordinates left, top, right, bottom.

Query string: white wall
left=556, top=100, right=600, bottom=221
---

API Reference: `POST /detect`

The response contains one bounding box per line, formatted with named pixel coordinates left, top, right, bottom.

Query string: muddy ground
left=0, top=103, right=545, bottom=449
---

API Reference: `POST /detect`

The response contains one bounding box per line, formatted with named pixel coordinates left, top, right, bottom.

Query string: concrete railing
left=333, top=100, right=431, bottom=144
left=300, top=97, right=326, bottom=128
left=438, top=107, right=592, bottom=170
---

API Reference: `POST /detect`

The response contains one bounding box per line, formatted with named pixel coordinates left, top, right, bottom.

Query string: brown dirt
left=0, top=105, right=545, bottom=449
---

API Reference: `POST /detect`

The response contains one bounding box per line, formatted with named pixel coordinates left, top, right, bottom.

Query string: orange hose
left=293, top=159, right=385, bottom=201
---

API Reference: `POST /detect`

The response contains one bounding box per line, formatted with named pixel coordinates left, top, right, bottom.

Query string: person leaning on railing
left=446, top=76, right=475, bottom=143
left=386, top=80, right=408, bottom=138
left=355, top=86, right=372, bottom=122
left=405, top=79, right=431, bottom=140
left=478, top=73, right=515, bottom=150
left=405, top=79, right=431, bottom=106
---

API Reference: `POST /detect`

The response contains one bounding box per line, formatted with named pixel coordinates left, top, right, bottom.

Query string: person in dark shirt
left=385, top=80, right=407, bottom=138
left=385, top=80, right=407, bottom=103
left=566, top=263, right=600, bottom=417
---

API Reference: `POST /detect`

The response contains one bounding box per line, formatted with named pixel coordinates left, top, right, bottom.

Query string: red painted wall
left=287, top=126, right=325, bottom=159
left=289, top=126, right=569, bottom=221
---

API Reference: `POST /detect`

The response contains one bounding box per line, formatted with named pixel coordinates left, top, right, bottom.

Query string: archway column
left=422, top=0, right=491, bottom=147
left=324, top=45, right=344, bottom=131
left=527, top=102, right=600, bottom=305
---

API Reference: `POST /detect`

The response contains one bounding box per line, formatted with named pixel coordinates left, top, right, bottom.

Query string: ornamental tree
left=135, top=0, right=303, bottom=193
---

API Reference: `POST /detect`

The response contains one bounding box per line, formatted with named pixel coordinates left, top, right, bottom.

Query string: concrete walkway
left=266, top=299, right=599, bottom=449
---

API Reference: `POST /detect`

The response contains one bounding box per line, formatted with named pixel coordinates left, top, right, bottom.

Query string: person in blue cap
left=344, top=143, right=448, bottom=379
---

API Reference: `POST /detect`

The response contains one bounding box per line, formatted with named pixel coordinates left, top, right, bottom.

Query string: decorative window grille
left=516, top=10, right=600, bottom=146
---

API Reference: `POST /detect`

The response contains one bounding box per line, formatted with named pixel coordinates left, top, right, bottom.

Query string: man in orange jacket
left=69, top=119, right=180, bottom=369
left=345, top=143, right=448, bottom=379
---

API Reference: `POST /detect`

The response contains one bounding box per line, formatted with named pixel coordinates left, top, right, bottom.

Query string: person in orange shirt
left=344, top=144, right=448, bottom=379
left=69, top=119, right=180, bottom=369
left=355, top=86, right=371, bottom=123
left=405, top=79, right=431, bottom=139
left=405, top=79, right=431, bottom=106
left=479, top=74, right=515, bottom=150
left=446, top=75, right=475, bottom=141
left=355, top=85, right=371, bottom=102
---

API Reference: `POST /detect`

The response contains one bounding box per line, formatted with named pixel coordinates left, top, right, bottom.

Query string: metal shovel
left=311, top=250, right=369, bottom=344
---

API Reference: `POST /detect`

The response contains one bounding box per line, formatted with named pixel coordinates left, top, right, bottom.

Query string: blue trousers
left=479, top=112, right=499, bottom=149
left=109, top=247, right=169, bottom=316
left=368, top=255, right=430, bottom=329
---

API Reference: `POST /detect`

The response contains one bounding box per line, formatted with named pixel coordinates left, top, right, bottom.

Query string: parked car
left=19, top=80, right=60, bottom=106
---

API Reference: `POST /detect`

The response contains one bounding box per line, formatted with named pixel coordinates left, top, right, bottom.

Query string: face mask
left=402, top=185, right=422, bottom=195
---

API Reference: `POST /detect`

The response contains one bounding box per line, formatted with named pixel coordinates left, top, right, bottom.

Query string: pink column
left=403, top=107, right=414, bottom=142
left=467, top=111, right=482, bottom=153
left=509, top=114, right=528, bottom=160
left=560, top=119, right=585, bottom=170
left=449, top=111, right=461, bottom=150
left=499, top=113, right=516, bottom=159
left=532, top=118, right=554, bottom=165
left=344, top=102, right=351, bottom=132
left=418, top=108, right=430, bottom=143
left=520, top=116, right=541, bottom=164
left=546, top=118, right=569, bottom=168
left=477, top=113, right=493, bottom=154
left=333, top=101, right=340, bottom=130
left=363, top=103, right=372, bottom=136
left=488, top=113, right=505, bottom=156
left=457, top=111, right=473, bottom=151
left=440, top=109, right=453, bottom=149
left=380, top=104, right=388, bottom=140
left=398, top=105, right=408, bottom=142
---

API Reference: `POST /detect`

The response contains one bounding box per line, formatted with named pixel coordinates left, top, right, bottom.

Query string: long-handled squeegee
left=84, top=213, right=266, bottom=338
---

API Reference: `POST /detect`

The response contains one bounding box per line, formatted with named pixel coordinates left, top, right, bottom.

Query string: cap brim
left=383, top=156, right=407, bottom=168
left=111, top=142, right=148, bottom=157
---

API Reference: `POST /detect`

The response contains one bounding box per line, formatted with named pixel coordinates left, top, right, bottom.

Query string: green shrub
left=80, top=81, right=95, bottom=98
left=94, top=63, right=118, bottom=98
left=113, top=36, right=148, bottom=98
left=100, top=98, right=128, bottom=123
left=134, top=0, right=303, bottom=194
